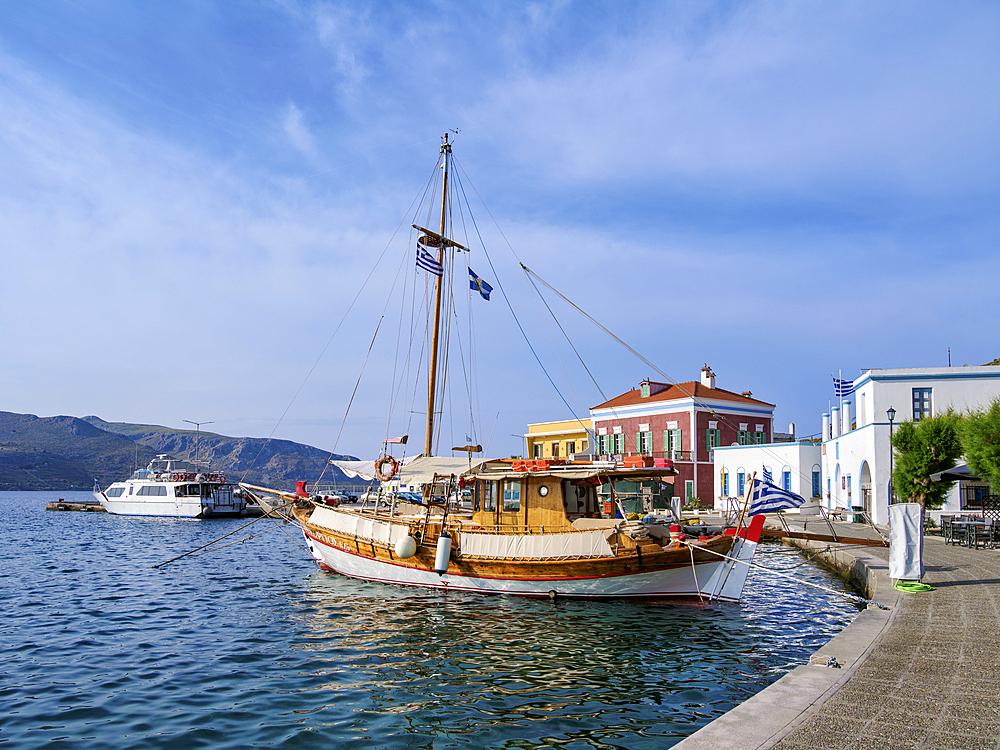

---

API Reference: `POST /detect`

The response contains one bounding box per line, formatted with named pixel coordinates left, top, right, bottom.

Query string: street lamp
left=183, top=419, right=214, bottom=468
left=887, top=407, right=896, bottom=503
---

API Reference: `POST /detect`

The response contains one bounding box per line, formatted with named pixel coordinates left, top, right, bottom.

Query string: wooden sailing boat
left=244, top=135, right=765, bottom=601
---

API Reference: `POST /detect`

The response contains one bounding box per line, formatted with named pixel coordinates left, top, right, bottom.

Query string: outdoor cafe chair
left=941, top=515, right=955, bottom=544
left=971, top=520, right=993, bottom=549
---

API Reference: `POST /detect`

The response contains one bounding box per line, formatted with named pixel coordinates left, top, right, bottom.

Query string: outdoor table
left=951, top=519, right=985, bottom=547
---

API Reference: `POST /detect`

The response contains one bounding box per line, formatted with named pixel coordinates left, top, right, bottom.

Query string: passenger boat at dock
left=242, top=135, right=765, bottom=601
left=95, top=454, right=247, bottom=518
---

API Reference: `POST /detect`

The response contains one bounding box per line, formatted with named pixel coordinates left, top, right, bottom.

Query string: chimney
left=700, top=365, right=716, bottom=389
left=831, top=405, right=841, bottom=438
left=843, top=399, right=853, bottom=434
left=741, top=390, right=752, bottom=398
left=788, top=422, right=795, bottom=440
left=822, top=413, right=830, bottom=441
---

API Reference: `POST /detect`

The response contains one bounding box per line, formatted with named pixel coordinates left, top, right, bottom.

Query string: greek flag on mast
left=468, top=267, right=493, bottom=300
left=833, top=375, right=854, bottom=397
left=749, top=479, right=806, bottom=516
left=416, top=238, right=443, bottom=277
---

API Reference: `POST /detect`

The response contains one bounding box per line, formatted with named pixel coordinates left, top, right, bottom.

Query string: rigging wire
left=237, top=154, right=442, bottom=486
left=450, top=157, right=591, bottom=438
left=314, top=318, right=384, bottom=486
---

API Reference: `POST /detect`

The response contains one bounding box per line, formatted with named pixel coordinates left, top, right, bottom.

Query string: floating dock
left=46, top=500, right=107, bottom=512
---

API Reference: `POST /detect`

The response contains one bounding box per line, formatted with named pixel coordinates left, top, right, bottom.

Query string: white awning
left=399, top=456, right=485, bottom=484
left=330, top=455, right=483, bottom=483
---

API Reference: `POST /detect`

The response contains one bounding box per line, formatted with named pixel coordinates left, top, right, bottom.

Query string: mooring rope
left=682, top=541, right=889, bottom=609
left=151, top=502, right=296, bottom=569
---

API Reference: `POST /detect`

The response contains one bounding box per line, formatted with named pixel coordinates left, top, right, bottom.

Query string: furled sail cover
left=459, top=530, right=614, bottom=559
left=309, top=506, right=412, bottom=545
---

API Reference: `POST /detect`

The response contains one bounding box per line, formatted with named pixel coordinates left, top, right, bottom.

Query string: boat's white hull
left=95, top=494, right=210, bottom=518
left=302, top=522, right=762, bottom=601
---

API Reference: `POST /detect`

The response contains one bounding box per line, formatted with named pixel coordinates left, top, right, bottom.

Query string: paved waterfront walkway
left=676, top=527, right=1000, bottom=750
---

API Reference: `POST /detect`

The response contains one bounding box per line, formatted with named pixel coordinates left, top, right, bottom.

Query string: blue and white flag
left=833, top=376, right=854, bottom=398
left=749, top=478, right=806, bottom=516
left=416, top=239, right=443, bottom=277
left=468, top=267, right=492, bottom=300
left=762, top=465, right=772, bottom=483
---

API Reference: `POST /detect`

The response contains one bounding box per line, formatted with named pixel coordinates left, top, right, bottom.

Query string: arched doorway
left=860, top=461, right=872, bottom=516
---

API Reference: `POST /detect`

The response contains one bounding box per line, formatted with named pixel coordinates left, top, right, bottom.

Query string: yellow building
left=524, top=418, right=593, bottom=460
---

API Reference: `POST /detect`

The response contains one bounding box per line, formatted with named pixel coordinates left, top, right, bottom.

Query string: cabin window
left=503, top=479, right=522, bottom=513
left=562, top=479, right=593, bottom=515
left=479, top=481, right=497, bottom=512
left=136, top=485, right=167, bottom=496
left=106, top=487, right=125, bottom=498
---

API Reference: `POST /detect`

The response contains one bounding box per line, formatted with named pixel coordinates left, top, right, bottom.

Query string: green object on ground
left=895, top=580, right=935, bottom=592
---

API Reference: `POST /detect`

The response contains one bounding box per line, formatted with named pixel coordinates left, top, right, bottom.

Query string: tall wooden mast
left=424, top=134, right=451, bottom=456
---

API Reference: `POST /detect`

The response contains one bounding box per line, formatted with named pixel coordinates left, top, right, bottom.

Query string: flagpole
left=734, top=471, right=757, bottom=535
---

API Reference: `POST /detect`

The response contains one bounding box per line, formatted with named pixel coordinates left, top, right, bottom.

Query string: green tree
left=891, top=412, right=962, bottom=508
left=959, top=398, right=1000, bottom=493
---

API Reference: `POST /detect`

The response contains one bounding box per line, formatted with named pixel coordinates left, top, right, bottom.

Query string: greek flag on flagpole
left=468, top=268, right=493, bottom=300
left=833, top=376, right=854, bottom=397
left=416, top=239, right=443, bottom=277
left=749, top=478, right=806, bottom=516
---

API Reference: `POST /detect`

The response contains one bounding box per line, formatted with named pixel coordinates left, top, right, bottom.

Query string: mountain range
left=0, top=411, right=358, bottom=491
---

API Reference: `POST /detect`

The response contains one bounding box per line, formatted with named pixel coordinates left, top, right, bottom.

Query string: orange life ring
left=375, top=455, right=400, bottom=482
left=170, top=473, right=180, bottom=482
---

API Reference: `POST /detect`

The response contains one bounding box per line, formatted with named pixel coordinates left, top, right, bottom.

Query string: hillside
left=0, top=411, right=357, bottom=490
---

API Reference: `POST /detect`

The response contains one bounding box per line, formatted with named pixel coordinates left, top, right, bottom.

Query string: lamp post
left=887, top=407, right=896, bottom=503
left=183, top=419, right=214, bottom=468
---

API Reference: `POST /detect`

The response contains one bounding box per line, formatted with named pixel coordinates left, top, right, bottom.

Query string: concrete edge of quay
left=673, top=537, right=902, bottom=750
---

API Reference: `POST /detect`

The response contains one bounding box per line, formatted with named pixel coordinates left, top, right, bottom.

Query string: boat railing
left=455, top=524, right=607, bottom=536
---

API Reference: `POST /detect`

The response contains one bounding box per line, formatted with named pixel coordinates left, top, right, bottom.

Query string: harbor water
left=0, top=491, right=863, bottom=749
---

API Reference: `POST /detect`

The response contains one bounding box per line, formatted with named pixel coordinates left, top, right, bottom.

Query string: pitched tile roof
left=592, top=381, right=774, bottom=411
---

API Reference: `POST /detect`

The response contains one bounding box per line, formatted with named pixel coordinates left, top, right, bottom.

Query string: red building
left=590, top=366, right=775, bottom=505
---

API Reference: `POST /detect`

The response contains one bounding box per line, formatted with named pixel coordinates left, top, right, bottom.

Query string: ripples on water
left=0, top=492, right=862, bottom=749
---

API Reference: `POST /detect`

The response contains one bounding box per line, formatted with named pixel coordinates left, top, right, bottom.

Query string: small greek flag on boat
left=749, top=478, right=806, bottom=516
left=416, top=239, right=443, bottom=277
left=833, top=376, right=854, bottom=397
left=468, top=268, right=492, bottom=300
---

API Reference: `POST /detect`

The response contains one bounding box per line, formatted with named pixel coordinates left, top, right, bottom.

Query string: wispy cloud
left=282, top=101, right=317, bottom=157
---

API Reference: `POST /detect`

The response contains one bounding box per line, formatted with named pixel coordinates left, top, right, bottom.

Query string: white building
left=713, top=441, right=822, bottom=515
left=822, top=366, right=1000, bottom=524
left=712, top=365, right=1000, bottom=525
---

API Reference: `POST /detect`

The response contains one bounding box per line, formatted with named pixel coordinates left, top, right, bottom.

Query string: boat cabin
left=467, top=459, right=678, bottom=531
left=470, top=473, right=600, bottom=530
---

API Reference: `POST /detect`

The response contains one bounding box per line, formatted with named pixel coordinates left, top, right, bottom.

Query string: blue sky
left=2, top=1, right=998, bottom=459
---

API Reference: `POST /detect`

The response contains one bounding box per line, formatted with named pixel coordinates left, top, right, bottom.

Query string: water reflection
left=281, top=545, right=861, bottom=748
